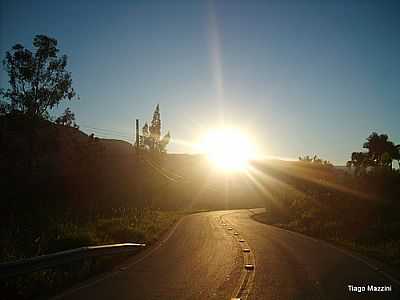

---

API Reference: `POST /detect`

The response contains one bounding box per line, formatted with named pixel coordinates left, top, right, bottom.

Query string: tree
left=363, top=132, right=396, bottom=168
left=392, top=144, right=400, bottom=169
left=0, top=100, right=11, bottom=115
left=149, top=104, right=161, bottom=141
left=142, top=122, right=150, bottom=138
left=349, top=151, right=370, bottom=175
left=299, top=155, right=313, bottom=162
left=55, top=107, right=78, bottom=128
left=349, top=132, right=399, bottom=175
left=298, top=155, right=333, bottom=167
left=140, top=105, right=170, bottom=153
left=0, top=35, right=76, bottom=119
left=142, top=122, right=154, bottom=150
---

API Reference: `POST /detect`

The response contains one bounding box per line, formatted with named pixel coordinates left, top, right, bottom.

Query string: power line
left=82, top=130, right=131, bottom=140
left=89, top=133, right=132, bottom=140
left=79, top=124, right=132, bottom=140
left=80, top=121, right=219, bottom=193
left=80, top=125, right=131, bottom=136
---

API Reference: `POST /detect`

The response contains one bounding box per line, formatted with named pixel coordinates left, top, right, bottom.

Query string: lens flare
left=198, top=128, right=256, bottom=171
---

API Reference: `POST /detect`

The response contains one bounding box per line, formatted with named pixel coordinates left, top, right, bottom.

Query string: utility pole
left=135, top=118, right=143, bottom=211
left=135, top=119, right=140, bottom=154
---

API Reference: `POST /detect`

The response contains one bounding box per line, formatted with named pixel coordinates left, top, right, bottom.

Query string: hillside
left=1, top=114, right=264, bottom=214
left=1, top=114, right=144, bottom=217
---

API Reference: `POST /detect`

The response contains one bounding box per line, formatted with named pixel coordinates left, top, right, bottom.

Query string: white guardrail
left=0, top=243, right=146, bottom=279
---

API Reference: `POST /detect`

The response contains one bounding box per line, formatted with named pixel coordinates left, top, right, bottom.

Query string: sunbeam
left=208, top=0, right=225, bottom=125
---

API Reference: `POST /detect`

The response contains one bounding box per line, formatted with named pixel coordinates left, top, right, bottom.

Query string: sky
left=1, top=0, right=399, bottom=164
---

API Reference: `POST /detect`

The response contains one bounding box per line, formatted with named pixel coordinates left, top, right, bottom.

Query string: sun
left=198, top=128, right=256, bottom=171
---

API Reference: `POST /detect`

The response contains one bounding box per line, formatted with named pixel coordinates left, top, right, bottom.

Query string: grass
left=250, top=161, right=400, bottom=272
left=1, top=209, right=183, bottom=300
left=252, top=211, right=400, bottom=270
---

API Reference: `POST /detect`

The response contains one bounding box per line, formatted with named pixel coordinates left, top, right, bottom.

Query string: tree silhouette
left=142, top=122, right=150, bottom=137
left=348, top=151, right=370, bottom=175
left=363, top=132, right=396, bottom=168
left=142, top=121, right=158, bottom=150
left=349, top=132, right=399, bottom=174
left=149, top=104, right=161, bottom=141
left=0, top=35, right=76, bottom=119
left=299, top=155, right=333, bottom=167
left=394, top=145, right=400, bottom=169
left=140, top=105, right=170, bottom=153
left=55, top=107, right=78, bottom=128
left=299, top=155, right=313, bottom=162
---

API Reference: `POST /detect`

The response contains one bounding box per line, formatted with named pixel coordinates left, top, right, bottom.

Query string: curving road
left=56, top=209, right=399, bottom=300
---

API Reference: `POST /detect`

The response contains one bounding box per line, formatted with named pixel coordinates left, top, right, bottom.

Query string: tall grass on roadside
left=252, top=161, right=400, bottom=269
left=1, top=209, right=181, bottom=300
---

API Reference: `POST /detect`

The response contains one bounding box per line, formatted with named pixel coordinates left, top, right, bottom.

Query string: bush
left=95, top=218, right=146, bottom=243
left=47, top=230, right=94, bottom=253
left=255, top=160, right=400, bottom=268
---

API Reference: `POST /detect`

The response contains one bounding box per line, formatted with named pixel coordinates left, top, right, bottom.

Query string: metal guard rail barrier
left=0, top=243, right=146, bottom=279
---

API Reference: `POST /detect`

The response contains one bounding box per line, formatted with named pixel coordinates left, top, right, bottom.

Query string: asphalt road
left=56, top=209, right=399, bottom=300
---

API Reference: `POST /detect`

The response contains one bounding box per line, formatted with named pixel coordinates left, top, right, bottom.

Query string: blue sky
left=1, top=0, right=399, bottom=164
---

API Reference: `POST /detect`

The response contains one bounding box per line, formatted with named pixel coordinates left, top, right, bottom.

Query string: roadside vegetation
left=0, top=35, right=183, bottom=299
left=1, top=209, right=181, bottom=300
left=0, top=107, right=187, bottom=299
left=0, top=108, right=185, bottom=299
left=252, top=139, right=400, bottom=269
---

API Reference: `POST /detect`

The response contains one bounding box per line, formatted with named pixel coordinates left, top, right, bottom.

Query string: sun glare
left=198, top=128, right=256, bottom=171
